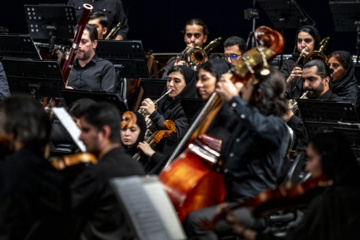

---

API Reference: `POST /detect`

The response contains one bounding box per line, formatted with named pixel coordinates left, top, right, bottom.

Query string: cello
left=159, top=26, right=285, bottom=223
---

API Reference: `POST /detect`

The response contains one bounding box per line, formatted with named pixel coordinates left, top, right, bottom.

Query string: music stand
left=329, top=1, right=360, bottom=63
left=24, top=4, right=76, bottom=40
left=298, top=99, right=359, bottom=123
left=257, top=0, right=315, bottom=29
left=140, top=79, right=167, bottom=100
left=1, top=57, right=64, bottom=98
left=61, top=89, right=128, bottom=113
left=96, top=40, right=149, bottom=78
left=24, top=4, right=76, bottom=57
left=0, top=34, right=41, bottom=59
left=298, top=99, right=360, bottom=161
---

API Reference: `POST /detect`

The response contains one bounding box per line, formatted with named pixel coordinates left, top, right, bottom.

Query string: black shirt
left=67, top=55, right=116, bottom=92
left=67, top=0, right=129, bottom=39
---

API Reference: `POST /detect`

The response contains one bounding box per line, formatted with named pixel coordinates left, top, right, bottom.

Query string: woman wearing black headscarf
left=140, top=65, right=198, bottom=154
left=120, top=111, right=162, bottom=172
left=120, top=111, right=146, bottom=156
left=328, top=51, right=360, bottom=108
left=281, top=25, right=321, bottom=99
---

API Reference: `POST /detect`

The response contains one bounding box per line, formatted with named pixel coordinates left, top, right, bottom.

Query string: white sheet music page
left=52, top=107, right=86, bottom=152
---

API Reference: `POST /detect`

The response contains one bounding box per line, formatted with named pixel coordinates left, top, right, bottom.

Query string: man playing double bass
left=185, top=66, right=290, bottom=239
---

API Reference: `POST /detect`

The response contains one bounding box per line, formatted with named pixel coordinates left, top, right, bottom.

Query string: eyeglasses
left=223, top=54, right=240, bottom=61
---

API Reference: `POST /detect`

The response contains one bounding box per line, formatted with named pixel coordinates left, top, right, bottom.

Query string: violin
left=132, top=119, right=176, bottom=161
left=159, top=26, right=285, bottom=223
left=51, top=152, right=97, bottom=170
left=200, top=175, right=333, bottom=230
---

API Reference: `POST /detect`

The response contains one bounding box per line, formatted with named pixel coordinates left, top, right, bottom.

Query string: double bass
left=159, top=26, right=285, bottom=222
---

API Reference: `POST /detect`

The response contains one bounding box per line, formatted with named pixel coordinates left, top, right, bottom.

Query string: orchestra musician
left=120, top=111, right=165, bottom=172
left=140, top=65, right=198, bottom=154
left=185, top=66, right=290, bottom=239
left=0, top=95, right=72, bottom=239
left=88, top=11, right=109, bottom=40
left=162, top=18, right=209, bottom=79
left=67, top=0, right=128, bottom=40
left=281, top=25, right=321, bottom=99
left=328, top=51, right=360, bottom=108
left=222, top=131, right=360, bottom=240
left=223, top=36, right=247, bottom=66
left=66, top=24, right=116, bottom=92
left=283, top=59, right=341, bottom=156
left=71, top=102, right=145, bottom=240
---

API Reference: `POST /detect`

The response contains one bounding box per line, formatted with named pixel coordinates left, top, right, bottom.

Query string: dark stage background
left=0, top=0, right=358, bottom=56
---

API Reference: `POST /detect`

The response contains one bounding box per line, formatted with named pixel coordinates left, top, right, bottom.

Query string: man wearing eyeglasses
left=223, top=36, right=246, bottom=66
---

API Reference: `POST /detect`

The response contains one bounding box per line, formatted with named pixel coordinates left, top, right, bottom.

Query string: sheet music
left=110, top=176, right=186, bottom=240
left=52, top=107, right=86, bottom=152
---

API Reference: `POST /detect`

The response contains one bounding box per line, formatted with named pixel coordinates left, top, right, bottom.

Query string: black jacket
left=71, top=147, right=145, bottom=240
left=222, top=97, right=289, bottom=201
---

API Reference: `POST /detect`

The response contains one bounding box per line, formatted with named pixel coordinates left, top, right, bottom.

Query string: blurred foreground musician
left=71, top=102, right=145, bottom=239
left=223, top=131, right=360, bottom=240
left=67, top=0, right=128, bottom=40
left=162, top=18, right=209, bottom=79
left=185, top=67, right=289, bottom=239
left=66, top=24, right=116, bottom=92
left=0, top=95, right=71, bottom=239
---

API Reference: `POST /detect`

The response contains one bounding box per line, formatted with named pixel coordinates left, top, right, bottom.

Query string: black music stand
left=140, top=79, right=167, bottom=100
left=24, top=4, right=77, bottom=56
left=1, top=57, right=64, bottom=99
left=96, top=40, right=149, bottom=109
left=298, top=99, right=360, bottom=161
left=298, top=99, right=359, bottom=123
left=61, top=89, right=128, bottom=113
left=329, top=1, right=360, bottom=63
left=257, top=0, right=315, bottom=29
left=0, top=34, right=41, bottom=59
left=96, top=40, right=149, bottom=78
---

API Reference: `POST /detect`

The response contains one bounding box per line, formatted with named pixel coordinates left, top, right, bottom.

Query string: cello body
left=159, top=135, right=226, bottom=222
